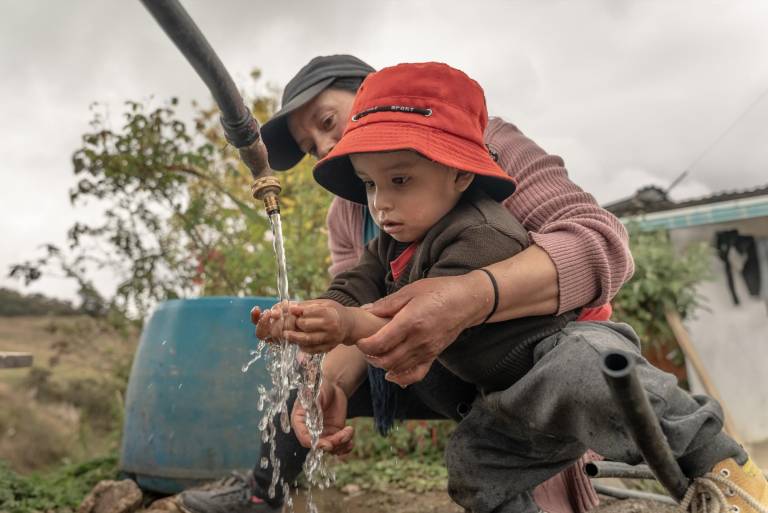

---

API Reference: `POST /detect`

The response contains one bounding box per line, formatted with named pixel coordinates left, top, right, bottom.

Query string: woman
left=179, top=55, right=632, bottom=513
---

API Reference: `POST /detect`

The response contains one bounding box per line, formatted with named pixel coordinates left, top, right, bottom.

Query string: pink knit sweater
left=326, top=117, right=634, bottom=314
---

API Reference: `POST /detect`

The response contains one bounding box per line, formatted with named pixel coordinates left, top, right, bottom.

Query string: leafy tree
left=612, top=224, right=712, bottom=345
left=10, top=72, right=332, bottom=318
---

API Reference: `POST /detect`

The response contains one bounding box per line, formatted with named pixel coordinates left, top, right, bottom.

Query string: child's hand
left=282, top=299, right=354, bottom=354
left=250, top=302, right=297, bottom=343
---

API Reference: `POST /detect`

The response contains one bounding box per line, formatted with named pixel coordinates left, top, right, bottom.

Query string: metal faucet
left=236, top=134, right=282, bottom=216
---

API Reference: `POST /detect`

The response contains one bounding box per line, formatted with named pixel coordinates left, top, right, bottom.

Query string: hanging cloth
left=756, top=238, right=768, bottom=312
left=715, top=230, right=762, bottom=305
left=716, top=230, right=741, bottom=305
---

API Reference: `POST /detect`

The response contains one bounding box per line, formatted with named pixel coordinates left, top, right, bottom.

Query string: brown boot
left=681, top=457, right=768, bottom=513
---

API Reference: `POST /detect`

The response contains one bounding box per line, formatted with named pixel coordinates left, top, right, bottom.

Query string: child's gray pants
left=445, top=321, right=745, bottom=513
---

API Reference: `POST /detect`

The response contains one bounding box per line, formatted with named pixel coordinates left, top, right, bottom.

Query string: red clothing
left=578, top=304, right=613, bottom=321
left=326, top=117, right=633, bottom=314
left=389, top=243, right=418, bottom=282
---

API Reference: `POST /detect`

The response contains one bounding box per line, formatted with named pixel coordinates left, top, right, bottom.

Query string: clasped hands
left=251, top=299, right=359, bottom=353
left=251, top=299, right=360, bottom=455
left=250, top=273, right=490, bottom=453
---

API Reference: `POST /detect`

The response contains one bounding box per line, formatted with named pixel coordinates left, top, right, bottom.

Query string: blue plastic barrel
left=119, top=296, right=276, bottom=494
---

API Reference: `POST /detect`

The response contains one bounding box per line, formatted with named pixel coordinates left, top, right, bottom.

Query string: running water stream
left=246, top=212, right=332, bottom=513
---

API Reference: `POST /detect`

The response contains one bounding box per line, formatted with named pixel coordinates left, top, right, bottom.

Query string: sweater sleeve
left=484, top=117, right=634, bottom=313
left=319, top=239, right=388, bottom=307
left=326, top=197, right=365, bottom=278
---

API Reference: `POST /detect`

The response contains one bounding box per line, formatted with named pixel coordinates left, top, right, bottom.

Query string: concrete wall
left=669, top=217, right=768, bottom=443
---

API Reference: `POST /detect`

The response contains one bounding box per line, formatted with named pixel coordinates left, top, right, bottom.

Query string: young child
left=258, top=62, right=768, bottom=513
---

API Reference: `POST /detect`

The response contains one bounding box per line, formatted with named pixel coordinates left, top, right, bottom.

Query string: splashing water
left=253, top=212, right=330, bottom=512
left=298, top=353, right=334, bottom=513
left=242, top=341, right=266, bottom=373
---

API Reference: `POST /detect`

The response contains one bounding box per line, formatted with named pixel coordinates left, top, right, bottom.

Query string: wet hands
left=251, top=302, right=296, bottom=343
left=251, top=299, right=356, bottom=353
left=291, top=380, right=354, bottom=455
left=359, top=273, right=490, bottom=387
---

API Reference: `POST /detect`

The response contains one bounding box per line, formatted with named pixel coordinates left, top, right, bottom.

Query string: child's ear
left=454, top=171, right=475, bottom=192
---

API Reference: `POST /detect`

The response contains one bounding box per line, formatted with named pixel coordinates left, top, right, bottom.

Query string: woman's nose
left=316, top=134, right=338, bottom=159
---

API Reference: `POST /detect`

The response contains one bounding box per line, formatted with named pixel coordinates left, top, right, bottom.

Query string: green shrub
left=613, top=225, right=712, bottom=345
left=0, top=455, right=118, bottom=513
left=334, top=457, right=448, bottom=493
left=347, top=419, right=454, bottom=461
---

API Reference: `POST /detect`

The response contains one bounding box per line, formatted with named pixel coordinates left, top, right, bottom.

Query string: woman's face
left=287, top=88, right=356, bottom=160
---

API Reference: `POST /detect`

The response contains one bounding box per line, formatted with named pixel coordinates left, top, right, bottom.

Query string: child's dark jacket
left=321, top=188, right=577, bottom=392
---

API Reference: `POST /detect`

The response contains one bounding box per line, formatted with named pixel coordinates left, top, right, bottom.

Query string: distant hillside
left=0, top=288, right=80, bottom=316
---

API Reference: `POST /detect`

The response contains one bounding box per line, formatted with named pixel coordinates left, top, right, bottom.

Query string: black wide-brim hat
left=260, top=55, right=374, bottom=171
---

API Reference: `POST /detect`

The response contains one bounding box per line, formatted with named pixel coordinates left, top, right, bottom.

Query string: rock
left=77, top=479, right=143, bottom=513
left=341, top=483, right=362, bottom=495
left=146, top=496, right=183, bottom=512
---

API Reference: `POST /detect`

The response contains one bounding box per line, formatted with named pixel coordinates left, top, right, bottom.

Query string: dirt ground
left=0, top=316, right=136, bottom=472
left=286, top=488, right=678, bottom=513
left=137, top=487, right=677, bottom=513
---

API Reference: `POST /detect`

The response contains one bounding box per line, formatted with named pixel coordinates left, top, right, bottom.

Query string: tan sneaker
left=681, top=458, right=768, bottom=513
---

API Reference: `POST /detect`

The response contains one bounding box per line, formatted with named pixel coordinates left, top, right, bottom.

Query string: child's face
left=350, top=151, right=474, bottom=243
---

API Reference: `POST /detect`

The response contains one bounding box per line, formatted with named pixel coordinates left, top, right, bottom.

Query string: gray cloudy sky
left=2, top=0, right=768, bottom=301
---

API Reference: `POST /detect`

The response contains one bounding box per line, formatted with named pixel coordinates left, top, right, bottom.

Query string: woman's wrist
left=484, top=245, right=559, bottom=321
left=462, top=270, right=498, bottom=328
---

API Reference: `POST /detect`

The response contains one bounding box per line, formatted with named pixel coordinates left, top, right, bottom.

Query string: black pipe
left=139, top=0, right=259, bottom=149
left=601, top=351, right=689, bottom=501
left=584, top=461, right=656, bottom=480
left=592, top=484, right=676, bottom=506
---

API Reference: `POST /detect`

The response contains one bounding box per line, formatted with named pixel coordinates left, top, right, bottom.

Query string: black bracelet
left=477, top=268, right=499, bottom=324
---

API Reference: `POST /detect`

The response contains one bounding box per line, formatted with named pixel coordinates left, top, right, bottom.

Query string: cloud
left=2, top=0, right=767, bottom=300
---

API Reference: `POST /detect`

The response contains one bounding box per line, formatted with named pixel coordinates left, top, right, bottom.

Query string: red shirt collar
left=390, top=243, right=419, bottom=281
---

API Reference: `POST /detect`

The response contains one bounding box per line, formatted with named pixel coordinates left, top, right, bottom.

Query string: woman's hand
left=282, top=299, right=356, bottom=354
left=291, top=381, right=354, bottom=455
left=357, top=272, right=492, bottom=387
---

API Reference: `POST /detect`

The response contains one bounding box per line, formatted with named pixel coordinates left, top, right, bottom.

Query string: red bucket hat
left=313, top=62, right=517, bottom=204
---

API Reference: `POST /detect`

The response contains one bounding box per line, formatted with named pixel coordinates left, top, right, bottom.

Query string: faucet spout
left=237, top=132, right=283, bottom=218
left=252, top=176, right=282, bottom=216
left=237, top=134, right=283, bottom=217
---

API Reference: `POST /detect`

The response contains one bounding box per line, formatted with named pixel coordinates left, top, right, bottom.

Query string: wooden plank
left=0, top=351, right=34, bottom=369
left=665, top=310, right=743, bottom=445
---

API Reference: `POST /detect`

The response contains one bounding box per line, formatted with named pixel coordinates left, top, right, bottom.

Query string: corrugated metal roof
left=605, top=184, right=768, bottom=230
